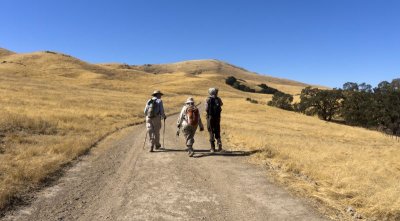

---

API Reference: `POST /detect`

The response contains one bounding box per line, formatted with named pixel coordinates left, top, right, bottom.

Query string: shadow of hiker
left=193, top=149, right=261, bottom=158
left=154, top=148, right=209, bottom=153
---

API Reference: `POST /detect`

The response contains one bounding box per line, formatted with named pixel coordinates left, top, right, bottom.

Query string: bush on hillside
left=267, top=92, right=294, bottom=111
left=246, top=97, right=259, bottom=104
left=225, top=76, right=281, bottom=94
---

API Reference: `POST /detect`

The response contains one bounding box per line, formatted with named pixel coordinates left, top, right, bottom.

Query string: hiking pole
left=163, top=118, right=166, bottom=149
left=142, top=131, right=148, bottom=150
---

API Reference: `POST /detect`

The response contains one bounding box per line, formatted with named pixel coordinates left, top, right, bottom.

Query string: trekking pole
left=142, top=131, right=148, bottom=150
left=163, top=118, right=166, bottom=149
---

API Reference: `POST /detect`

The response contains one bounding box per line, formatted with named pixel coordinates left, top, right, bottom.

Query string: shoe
left=187, top=146, right=194, bottom=157
left=155, top=144, right=161, bottom=150
left=217, top=139, right=222, bottom=152
left=210, top=141, right=215, bottom=152
left=149, top=145, right=154, bottom=152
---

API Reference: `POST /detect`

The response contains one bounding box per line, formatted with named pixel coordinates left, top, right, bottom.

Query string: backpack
left=186, top=106, right=200, bottom=127
left=207, top=97, right=222, bottom=118
left=146, top=99, right=158, bottom=118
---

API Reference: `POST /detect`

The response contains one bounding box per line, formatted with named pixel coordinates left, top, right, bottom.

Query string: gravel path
left=1, top=114, right=329, bottom=221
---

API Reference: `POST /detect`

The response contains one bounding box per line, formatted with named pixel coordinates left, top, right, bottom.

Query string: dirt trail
left=2, top=113, right=330, bottom=221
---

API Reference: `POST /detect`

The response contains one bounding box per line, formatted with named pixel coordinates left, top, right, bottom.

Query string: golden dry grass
left=221, top=97, right=400, bottom=220
left=1, top=48, right=399, bottom=220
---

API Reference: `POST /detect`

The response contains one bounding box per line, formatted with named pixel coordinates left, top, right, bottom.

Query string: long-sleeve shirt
left=177, top=105, right=204, bottom=129
left=144, top=97, right=166, bottom=118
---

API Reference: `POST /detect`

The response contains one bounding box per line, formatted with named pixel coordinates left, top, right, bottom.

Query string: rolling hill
left=0, top=48, right=399, bottom=220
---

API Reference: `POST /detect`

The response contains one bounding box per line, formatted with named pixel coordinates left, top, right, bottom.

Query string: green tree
left=297, top=87, right=342, bottom=121
left=343, top=82, right=359, bottom=91
left=225, top=76, right=237, bottom=85
left=341, top=89, right=375, bottom=126
left=374, top=81, right=400, bottom=135
left=268, top=92, right=294, bottom=111
left=313, top=89, right=343, bottom=121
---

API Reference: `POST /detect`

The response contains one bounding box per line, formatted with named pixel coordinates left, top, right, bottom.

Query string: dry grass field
left=221, top=97, right=400, bottom=220
left=1, top=48, right=399, bottom=220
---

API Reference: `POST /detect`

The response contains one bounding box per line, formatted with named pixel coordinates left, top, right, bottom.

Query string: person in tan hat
left=176, top=97, right=204, bottom=157
left=144, top=90, right=167, bottom=152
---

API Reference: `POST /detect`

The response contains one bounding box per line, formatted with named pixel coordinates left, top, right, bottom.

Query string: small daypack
left=146, top=99, right=158, bottom=118
left=207, top=97, right=222, bottom=118
left=186, top=106, right=200, bottom=127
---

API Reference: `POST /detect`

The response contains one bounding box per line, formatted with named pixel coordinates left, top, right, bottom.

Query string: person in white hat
left=144, top=90, right=167, bottom=152
left=176, top=97, right=204, bottom=157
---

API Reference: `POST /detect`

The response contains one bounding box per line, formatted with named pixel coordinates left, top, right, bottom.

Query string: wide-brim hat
left=152, top=90, right=164, bottom=96
left=185, top=97, right=195, bottom=104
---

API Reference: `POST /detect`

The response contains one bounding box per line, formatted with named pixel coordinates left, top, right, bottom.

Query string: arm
left=158, top=99, right=166, bottom=119
left=176, top=106, right=186, bottom=128
left=144, top=99, right=149, bottom=115
left=199, top=115, right=204, bottom=131
left=205, top=97, right=210, bottom=116
left=218, top=97, right=223, bottom=106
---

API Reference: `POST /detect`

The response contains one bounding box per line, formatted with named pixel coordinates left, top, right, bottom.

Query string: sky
left=1, top=0, right=399, bottom=88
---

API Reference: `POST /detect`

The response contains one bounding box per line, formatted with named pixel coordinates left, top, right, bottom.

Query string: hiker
left=176, top=97, right=204, bottom=157
left=144, top=90, right=167, bottom=152
left=205, top=88, right=223, bottom=152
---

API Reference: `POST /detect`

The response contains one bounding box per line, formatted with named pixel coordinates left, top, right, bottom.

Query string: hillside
left=1, top=48, right=399, bottom=220
left=0, top=48, right=15, bottom=58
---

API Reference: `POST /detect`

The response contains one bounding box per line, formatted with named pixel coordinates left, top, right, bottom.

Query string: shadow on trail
left=193, top=149, right=261, bottom=158
left=153, top=148, right=209, bottom=153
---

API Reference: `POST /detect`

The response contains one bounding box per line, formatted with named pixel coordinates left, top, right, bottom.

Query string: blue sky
left=1, top=0, right=399, bottom=88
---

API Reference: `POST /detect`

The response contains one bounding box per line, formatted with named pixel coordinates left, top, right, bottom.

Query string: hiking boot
left=187, top=146, right=194, bottom=157
left=217, top=139, right=223, bottom=152
left=210, top=141, right=215, bottom=152
left=155, top=144, right=161, bottom=150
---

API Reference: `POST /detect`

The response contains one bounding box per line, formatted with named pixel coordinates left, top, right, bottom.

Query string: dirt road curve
left=2, top=114, right=329, bottom=221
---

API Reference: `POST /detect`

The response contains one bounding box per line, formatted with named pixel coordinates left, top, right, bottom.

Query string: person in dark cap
left=205, top=88, right=223, bottom=152
left=144, top=90, right=167, bottom=152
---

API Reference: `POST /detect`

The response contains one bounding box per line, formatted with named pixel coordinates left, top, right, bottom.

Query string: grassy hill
left=0, top=48, right=399, bottom=220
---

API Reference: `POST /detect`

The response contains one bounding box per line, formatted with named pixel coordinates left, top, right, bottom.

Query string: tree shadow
left=193, top=149, right=261, bottom=158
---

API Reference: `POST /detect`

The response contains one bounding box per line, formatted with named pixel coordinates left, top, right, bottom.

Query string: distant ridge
left=101, top=59, right=311, bottom=89
left=1, top=47, right=316, bottom=94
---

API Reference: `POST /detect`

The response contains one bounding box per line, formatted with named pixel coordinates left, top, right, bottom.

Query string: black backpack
left=207, top=97, right=222, bottom=118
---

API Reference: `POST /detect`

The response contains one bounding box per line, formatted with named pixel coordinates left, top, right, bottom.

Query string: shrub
left=225, top=76, right=237, bottom=85
left=268, top=92, right=294, bottom=111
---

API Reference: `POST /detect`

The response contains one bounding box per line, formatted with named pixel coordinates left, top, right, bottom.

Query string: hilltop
left=101, top=59, right=310, bottom=95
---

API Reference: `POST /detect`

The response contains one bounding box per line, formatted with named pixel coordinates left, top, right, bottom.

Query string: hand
left=164, top=115, right=167, bottom=120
